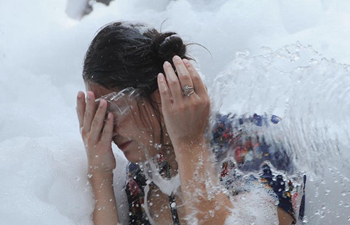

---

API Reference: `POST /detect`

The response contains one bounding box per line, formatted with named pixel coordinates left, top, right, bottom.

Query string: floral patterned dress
left=125, top=113, right=306, bottom=224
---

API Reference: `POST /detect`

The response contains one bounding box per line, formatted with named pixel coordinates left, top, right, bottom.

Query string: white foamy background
left=1, top=0, right=350, bottom=224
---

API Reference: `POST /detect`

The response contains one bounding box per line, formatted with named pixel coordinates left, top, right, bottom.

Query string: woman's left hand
left=157, top=55, right=211, bottom=151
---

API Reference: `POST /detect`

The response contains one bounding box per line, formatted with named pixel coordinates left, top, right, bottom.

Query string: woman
left=76, top=22, right=304, bottom=225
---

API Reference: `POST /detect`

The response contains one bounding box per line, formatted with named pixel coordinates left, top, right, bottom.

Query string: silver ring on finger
left=183, top=85, right=195, bottom=97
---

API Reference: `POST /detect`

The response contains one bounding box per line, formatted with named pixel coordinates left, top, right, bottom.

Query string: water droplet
left=95, top=155, right=99, bottom=158
left=87, top=174, right=93, bottom=179
left=302, top=216, right=308, bottom=223
left=315, top=210, right=320, bottom=216
left=310, top=58, right=318, bottom=65
left=209, top=210, right=215, bottom=217
left=320, top=211, right=325, bottom=218
left=154, top=143, right=162, bottom=150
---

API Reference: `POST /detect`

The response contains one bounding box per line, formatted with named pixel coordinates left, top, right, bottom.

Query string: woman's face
left=85, top=82, right=164, bottom=163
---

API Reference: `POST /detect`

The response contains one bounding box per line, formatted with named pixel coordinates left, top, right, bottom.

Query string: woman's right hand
left=76, top=91, right=116, bottom=175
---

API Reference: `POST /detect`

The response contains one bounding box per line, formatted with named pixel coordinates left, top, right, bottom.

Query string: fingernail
left=99, top=100, right=105, bottom=108
left=164, top=61, right=171, bottom=67
left=108, top=112, right=113, bottom=120
left=183, top=59, right=190, bottom=66
left=86, top=92, right=91, bottom=100
left=173, top=55, right=181, bottom=63
left=77, top=92, right=82, bottom=99
left=158, top=73, right=164, bottom=81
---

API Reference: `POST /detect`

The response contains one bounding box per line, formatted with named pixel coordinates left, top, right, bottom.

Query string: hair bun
left=151, top=32, right=186, bottom=62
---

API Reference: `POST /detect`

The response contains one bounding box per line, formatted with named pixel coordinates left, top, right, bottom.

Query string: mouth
left=118, top=140, right=132, bottom=150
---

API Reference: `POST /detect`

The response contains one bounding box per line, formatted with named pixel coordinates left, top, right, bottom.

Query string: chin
left=124, top=151, right=147, bottom=163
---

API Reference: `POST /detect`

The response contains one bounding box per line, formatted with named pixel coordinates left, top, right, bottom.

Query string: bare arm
left=90, top=172, right=120, bottom=225
left=277, top=207, right=293, bottom=225
left=157, top=56, right=233, bottom=224
left=175, top=139, right=233, bottom=225
left=76, top=91, right=120, bottom=225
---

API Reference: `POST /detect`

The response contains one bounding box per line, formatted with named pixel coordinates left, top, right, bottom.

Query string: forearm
left=175, top=139, right=233, bottom=225
left=277, top=207, right=293, bottom=225
left=89, top=172, right=119, bottom=225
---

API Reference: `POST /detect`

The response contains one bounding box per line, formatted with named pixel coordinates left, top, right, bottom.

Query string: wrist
left=88, top=165, right=114, bottom=176
left=174, top=137, right=209, bottom=157
left=88, top=171, right=114, bottom=187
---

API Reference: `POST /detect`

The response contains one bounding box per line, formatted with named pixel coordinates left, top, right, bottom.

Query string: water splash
left=209, top=43, right=350, bottom=224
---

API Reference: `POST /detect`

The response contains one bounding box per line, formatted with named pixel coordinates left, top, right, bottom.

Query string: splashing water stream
left=209, top=43, right=350, bottom=224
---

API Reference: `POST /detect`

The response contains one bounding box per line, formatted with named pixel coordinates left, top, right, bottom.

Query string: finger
left=90, top=99, right=107, bottom=142
left=76, top=91, right=86, bottom=130
left=157, top=73, right=172, bottom=109
left=82, top=91, right=97, bottom=134
left=183, top=59, right=207, bottom=96
left=100, top=112, right=114, bottom=145
left=163, top=61, right=183, bottom=104
left=172, top=55, right=194, bottom=96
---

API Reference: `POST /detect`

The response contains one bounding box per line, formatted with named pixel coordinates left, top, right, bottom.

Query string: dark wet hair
left=83, top=21, right=191, bottom=95
left=83, top=21, right=193, bottom=148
